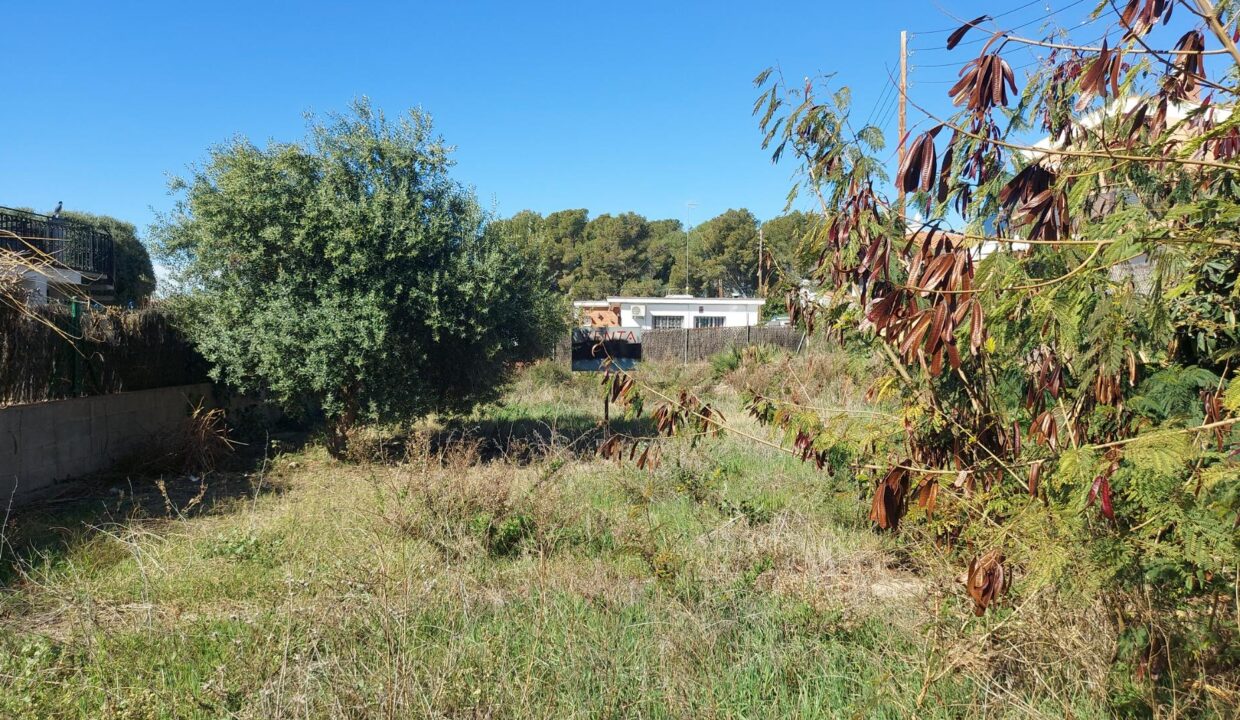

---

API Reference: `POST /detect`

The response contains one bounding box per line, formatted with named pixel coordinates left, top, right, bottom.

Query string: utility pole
left=897, top=29, right=909, bottom=220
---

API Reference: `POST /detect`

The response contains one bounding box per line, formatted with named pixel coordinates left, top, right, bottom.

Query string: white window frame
left=652, top=314, right=685, bottom=329
left=694, top=316, right=725, bottom=328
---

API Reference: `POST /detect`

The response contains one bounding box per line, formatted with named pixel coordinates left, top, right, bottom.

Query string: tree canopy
left=154, top=99, right=565, bottom=453
left=488, top=206, right=814, bottom=299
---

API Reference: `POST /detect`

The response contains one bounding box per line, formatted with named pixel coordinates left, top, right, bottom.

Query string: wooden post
left=897, top=30, right=908, bottom=220
left=603, top=391, right=611, bottom=441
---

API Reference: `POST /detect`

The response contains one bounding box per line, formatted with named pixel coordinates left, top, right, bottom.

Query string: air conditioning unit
left=630, top=305, right=646, bottom=318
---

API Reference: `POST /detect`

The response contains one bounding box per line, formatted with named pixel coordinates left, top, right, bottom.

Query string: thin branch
left=1087, top=416, right=1240, bottom=450
left=1194, top=0, right=1240, bottom=67
left=904, top=92, right=1240, bottom=172
left=1004, top=33, right=1232, bottom=55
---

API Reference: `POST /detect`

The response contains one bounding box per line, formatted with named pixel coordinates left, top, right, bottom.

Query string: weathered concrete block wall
left=0, top=383, right=213, bottom=501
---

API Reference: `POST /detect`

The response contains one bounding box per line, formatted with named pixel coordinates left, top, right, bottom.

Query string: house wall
left=0, top=383, right=214, bottom=501
left=17, top=267, right=85, bottom=306
left=618, top=301, right=763, bottom=329
left=19, top=272, right=48, bottom=305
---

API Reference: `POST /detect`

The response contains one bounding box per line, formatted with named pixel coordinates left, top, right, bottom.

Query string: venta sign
left=571, top=327, right=642, bottom=372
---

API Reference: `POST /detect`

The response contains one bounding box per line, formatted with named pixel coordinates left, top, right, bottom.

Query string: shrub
left=154, top=99, right=566, bottom=455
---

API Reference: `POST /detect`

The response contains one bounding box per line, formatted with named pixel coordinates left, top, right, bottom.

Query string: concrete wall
left=0, top=383, right=213, bottom=501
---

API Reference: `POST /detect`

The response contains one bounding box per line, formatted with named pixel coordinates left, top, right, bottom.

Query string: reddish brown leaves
left=1088, top=475, right=1115, bottom=520
left=1027, top=460, right=1044, bottom=497
left=950, top=54, right=1016, bottom=116
left=1169, top=30, right=1206, bottom=98
left=999, top=165, right=1071, bottom=242
left=1119, top=0, right=1173, bottom=41
left=870, top=466, right=911, bottom=530
left=651, top=390, right=724, bottom=440
left=603, top=371, right=635, bottom=404
left=897, top=126, right=942, bottom=194
left=1209, top=125, right=1240, bottom=160
left=598, top=435, right=624, bottom=462
left=1088, top=455, right=1122, bottom=521
left=946, top=15, right=990, bottom=51
left=1076, top=39, right=1124, bottom=110
left=866, top=229, right=981, bottom=377
left=1202, top=389, right=1226, bottom=451
left=1030, top=410, right=1059, bottom=451
left=963, top=549, right=1007, bottom=616
left=1025, top=347, right=1066, bottom=450
left=917, top=479, right=940, bottom=518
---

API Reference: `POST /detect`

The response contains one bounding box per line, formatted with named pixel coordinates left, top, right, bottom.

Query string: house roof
left=573, top=296, right=766, bottom=307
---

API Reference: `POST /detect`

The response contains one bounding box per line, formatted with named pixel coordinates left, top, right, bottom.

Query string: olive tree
left=154, top=99, right=565, bottom=454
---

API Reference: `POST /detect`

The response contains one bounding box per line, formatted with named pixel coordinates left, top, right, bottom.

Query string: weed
left=0, top=360, right=1230, bottom=718
left=202, top=531, right=283, bottom=566
left=470, top=512, right=536, bottom=557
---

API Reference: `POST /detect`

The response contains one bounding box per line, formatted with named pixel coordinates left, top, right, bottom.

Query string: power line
left=910, top=0, right=1091, bottom=39
left=863, top=66, right=897, bottom=128
left=873, top=78, right=901, bottom=133
left=909, top=25, right=1109, bottom=70
left=910, top=0, right=1064, bottom=34
left=908, top=0, right=1093, bottom=54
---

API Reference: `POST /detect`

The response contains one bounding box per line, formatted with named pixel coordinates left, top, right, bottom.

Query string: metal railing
left=0, top=206, right=114, bottom=281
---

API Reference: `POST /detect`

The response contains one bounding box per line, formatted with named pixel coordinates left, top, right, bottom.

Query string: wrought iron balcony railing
left=0, top=206, right=114, bottom=282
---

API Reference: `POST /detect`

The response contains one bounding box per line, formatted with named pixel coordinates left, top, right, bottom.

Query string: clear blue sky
left=2, top=1, right=1089, bottom=235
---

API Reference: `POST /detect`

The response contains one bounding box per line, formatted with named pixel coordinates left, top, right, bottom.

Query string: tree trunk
left=325, top=385, right=361, bottom=459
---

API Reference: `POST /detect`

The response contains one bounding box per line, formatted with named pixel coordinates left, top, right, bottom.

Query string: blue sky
left=2, top=1, right=1095, bottom=235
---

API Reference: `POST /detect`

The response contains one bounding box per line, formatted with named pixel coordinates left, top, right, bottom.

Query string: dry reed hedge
left=0, top=304, right=207, bottom=406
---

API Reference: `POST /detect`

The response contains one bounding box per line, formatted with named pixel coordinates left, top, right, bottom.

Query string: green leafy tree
left=759, top=210, right=817, bottom=285
left=62, top=211, right=157, bottom=306
left=154, top=99, right=565, bottom=454
left=677, top=208, right=760, bottom=296
left=487, top=210, right=554, bottom=289
left=642, top=218, right=684, bottom=293
left=563, top=212, right=650, bottom=298
left=542, top=209, right=589, bottom=292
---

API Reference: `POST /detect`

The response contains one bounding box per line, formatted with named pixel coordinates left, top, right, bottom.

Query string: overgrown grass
left=0, top=355, right=1228, bottom=718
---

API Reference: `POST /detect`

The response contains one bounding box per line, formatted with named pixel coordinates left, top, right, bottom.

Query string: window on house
left=652, top=315, right=684, bottom=329
left=694, top=316, right=725, bottom=328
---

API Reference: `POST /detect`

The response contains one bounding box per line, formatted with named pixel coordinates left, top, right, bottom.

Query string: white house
left=574, top=295, right=766, bottom=330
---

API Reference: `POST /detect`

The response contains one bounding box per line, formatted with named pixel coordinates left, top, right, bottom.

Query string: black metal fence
left=0, top=206, right=115, bottom=281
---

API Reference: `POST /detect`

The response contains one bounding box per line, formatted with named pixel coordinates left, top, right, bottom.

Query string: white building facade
left=574, top=295, right=765, bottom=330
